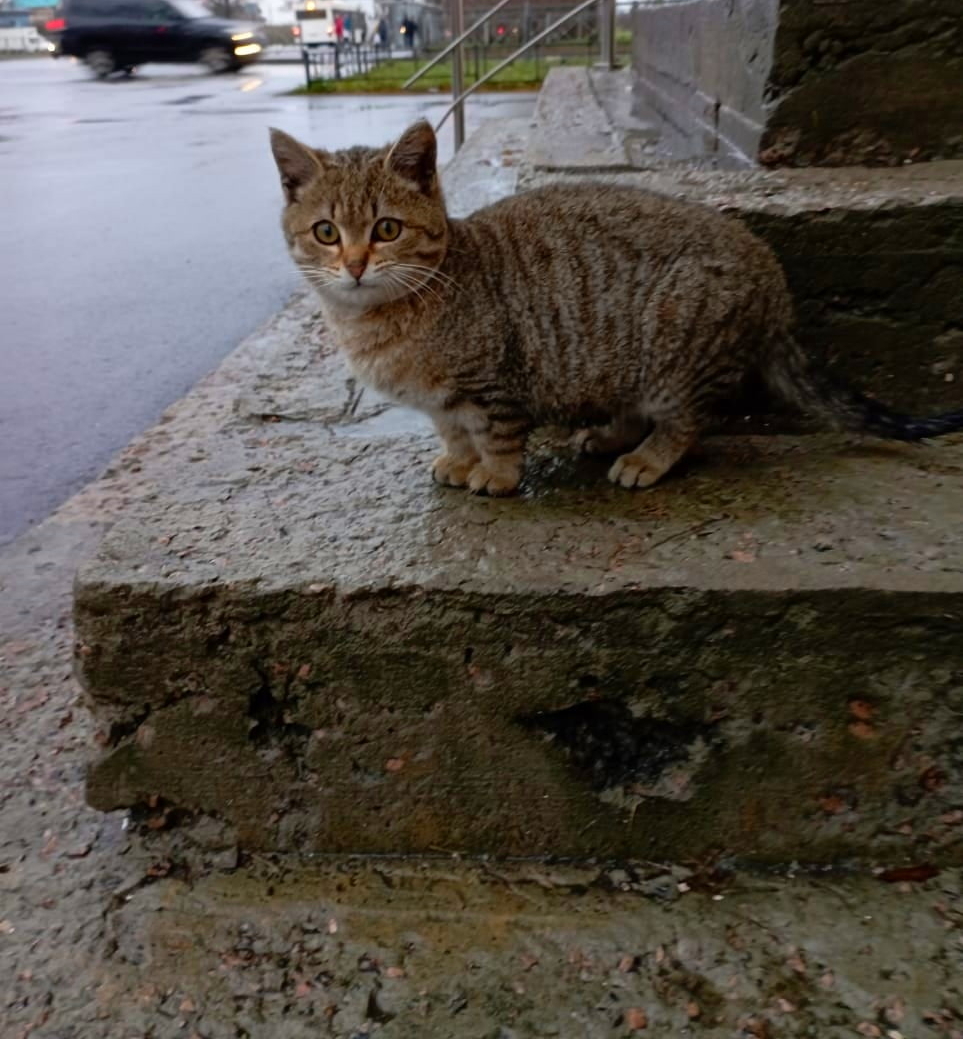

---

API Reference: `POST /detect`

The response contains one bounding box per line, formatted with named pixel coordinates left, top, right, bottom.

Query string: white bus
left=294, top=0, right=375, bottom=45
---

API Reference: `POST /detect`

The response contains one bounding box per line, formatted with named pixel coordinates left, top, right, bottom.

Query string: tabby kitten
left=269, top=120, right=963, bottom=496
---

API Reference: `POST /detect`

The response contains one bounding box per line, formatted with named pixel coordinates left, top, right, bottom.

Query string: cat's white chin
left=315, top=281, right=389, bottom=314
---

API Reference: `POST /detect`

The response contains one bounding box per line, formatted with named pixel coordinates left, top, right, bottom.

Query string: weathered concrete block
left=631, top=0, right=963, bottom=167
left=615, top=161, right=963, bottom=414
left=74, top=310, right=963, bottom=865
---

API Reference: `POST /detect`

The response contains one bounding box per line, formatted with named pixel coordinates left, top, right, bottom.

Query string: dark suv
left=46, top=0, right=266, bottom=77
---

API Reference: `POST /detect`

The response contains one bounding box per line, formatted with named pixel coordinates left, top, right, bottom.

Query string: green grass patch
left=294, top=52, right=592, bottom=94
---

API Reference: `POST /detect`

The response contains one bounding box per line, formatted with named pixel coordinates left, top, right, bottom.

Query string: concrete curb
left=71, top=105, right=963, bottom=864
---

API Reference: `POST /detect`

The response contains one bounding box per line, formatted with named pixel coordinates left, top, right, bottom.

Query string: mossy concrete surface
left=94, top=856, right=963, bottom=1039
left=527, top=69, right=963, bottom=414
left=75, top=284, right=963, bottom=864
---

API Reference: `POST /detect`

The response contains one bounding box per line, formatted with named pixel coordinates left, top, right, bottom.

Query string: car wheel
left=85, top=48, right=117, bottom=78
left=200, top=46, right=233, bottom=73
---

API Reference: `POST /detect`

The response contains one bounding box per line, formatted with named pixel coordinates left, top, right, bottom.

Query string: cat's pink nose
left=345, top=259, right=367, bottom=281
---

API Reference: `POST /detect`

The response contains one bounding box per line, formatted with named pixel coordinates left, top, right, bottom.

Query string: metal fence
left=298, top=0, right=628, bottom=94
left=300, top=41, right=392, bottom=84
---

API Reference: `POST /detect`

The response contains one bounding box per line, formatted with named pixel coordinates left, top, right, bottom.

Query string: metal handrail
left=436, top=0, right=603, bottom=133
left=402, top=0, right=514, bottom=90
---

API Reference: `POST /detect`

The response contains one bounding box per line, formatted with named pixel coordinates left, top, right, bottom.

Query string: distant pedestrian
left=401, top=16, right=419, bottom=53
left=333, top=13, right=344, bottom=45
left=372, top=17, right=389, bottom=52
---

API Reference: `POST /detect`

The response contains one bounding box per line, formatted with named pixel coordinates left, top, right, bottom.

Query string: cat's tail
left=762, top=335, right=963, bottom=441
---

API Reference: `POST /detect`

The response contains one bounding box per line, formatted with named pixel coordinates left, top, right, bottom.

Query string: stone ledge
left=74, top=313, right=963, bottom=863
left=524, top=67, right=633, bottom=172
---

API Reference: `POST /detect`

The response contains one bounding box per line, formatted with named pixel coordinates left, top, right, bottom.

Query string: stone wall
left=631, top=0, right=963, bottom=167
left=631, top=0, right=777, bottom=167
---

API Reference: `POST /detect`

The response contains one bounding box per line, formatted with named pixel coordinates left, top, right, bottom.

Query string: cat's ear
left=385, top=120, right=438, bottom=194
left=269, top=127, right=325, bottom=203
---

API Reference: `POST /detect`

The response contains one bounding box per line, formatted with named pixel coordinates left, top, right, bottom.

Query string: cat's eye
left=372, top=218, right=402, bottom=242
left=313, top=221, right=340, bottom=245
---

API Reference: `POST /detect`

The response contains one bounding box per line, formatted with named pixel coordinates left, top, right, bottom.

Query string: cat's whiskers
left=392, top=261, right=459, bottom=290
left=386, top=265, right=446, bottom=305
left=384, top=267, right=434, bottom=307
left=383, top=267, right=426, bottom=301
left=388, top=263, right=457, bottom=302
left=297, top=263, right=338, bottom=287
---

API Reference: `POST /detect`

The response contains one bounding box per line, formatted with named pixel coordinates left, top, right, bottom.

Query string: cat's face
left=269, top=121, right=448, bottom=311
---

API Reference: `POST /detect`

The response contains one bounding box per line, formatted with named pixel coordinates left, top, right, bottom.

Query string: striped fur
left=270, top=121, right=963, bottom=495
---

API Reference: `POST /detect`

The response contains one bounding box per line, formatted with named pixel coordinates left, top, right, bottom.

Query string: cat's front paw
left=467, top=460, right=521, bottom=497
left=608, top=453, right=664, bottom=489
left=432, top=453, right=478, bottom=488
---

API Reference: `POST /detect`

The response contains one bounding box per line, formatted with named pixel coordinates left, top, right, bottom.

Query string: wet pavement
left=2, top=264, right=962, bottom=1039
left=2, top=96, right=962, bottom=1035
left=0, top=56, right=533, bottom=545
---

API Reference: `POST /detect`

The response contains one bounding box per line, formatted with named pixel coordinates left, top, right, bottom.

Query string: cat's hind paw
left=573, top=428, right=615, bottom=456
left=574, top=427, right=629, bottom=456
left=432, top=453, right=477, bottom=488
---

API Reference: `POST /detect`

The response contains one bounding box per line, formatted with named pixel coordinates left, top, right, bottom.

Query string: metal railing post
left=402, top=0, right=514, bottom=90
left=597, top=0, right=615, bottom=69
left=450, top=0, right=466, bottom=150
left=434, top=0, right=600, bottom=132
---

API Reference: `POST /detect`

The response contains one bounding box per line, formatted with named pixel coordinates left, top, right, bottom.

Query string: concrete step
left=75, top=284, right=963, bottom=864
left=73, top=91, right=963, bottom=867
left=522, top=68, right=963, bottom=415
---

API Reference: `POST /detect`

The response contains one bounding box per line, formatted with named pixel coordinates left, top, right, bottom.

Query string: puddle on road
left=182, top=106, right=282, bottom=115
left=165, top=94, right=213, bottom=105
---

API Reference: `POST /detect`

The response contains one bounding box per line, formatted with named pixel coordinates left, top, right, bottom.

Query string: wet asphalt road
left=0, top=57, right=533, bottom=545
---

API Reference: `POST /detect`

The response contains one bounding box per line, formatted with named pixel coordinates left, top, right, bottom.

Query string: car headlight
left=231, top=31, right=253, bottom=40
left=233, top=42, right=261, bottom=55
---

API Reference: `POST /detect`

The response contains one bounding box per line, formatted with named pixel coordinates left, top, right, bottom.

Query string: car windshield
left=171, top=0, right=211, bottom=18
